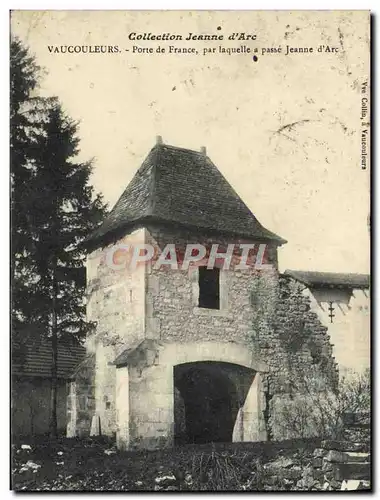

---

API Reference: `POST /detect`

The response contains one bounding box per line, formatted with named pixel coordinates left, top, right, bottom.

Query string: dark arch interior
left=174, top=361, right=255, bottom=445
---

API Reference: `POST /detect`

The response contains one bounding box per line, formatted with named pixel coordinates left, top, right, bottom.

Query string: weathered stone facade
left=246, top=273, right=340, bottom=440
left=67, top=224, right=340, bottom=449
left=66, top=142, right=342, bottom=449
left=67, top=225, right=278, bottom=448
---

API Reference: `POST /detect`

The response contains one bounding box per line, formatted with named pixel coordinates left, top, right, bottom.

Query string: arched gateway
left=174, top=361, right=253, bottom=444
left=112, top=340, right=268, bottom=450
left=67, top=140, right=285, bottom=450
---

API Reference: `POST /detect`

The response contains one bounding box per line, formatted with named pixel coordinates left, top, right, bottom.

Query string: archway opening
left=174, top=361, right=255, bottom=445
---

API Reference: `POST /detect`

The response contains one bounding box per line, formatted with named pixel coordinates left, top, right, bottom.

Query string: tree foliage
left=27, top=104, right=106, bottom=341
left=11, top=36, right=108, bottom=435
left=11, top=36, right=47, bottom=346
left=11, top=36, right=107, bottom=340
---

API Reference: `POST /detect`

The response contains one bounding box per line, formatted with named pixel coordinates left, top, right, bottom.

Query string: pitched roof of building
left=12, top=341, right=86, bottom=379
left=87, top=141, right=286, bottom=249
left=284, top=270, right=370, bottom=290
left=112, top=339, right=159, bottom=368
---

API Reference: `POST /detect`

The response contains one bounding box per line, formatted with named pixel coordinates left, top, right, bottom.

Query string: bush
left=339, top=368, right=370, bottom=422
left=270, top=391, right=340, bottom=440
left=270, top=369, right=370, bottom=440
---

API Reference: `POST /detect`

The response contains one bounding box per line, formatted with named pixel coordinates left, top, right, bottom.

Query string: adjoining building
left=12, top=341, right=85, bottom=436
left=283, top=271, right=370, bottom=378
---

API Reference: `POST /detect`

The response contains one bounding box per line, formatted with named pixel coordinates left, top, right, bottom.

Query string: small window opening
left=198, top=267, right=220, bottom=309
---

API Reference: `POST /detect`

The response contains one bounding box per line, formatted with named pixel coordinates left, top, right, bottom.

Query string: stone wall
left=113, top=339, right=269, bottom=449
left=69, top=224, right=339, bottom=446
left=312, top=439, right=370, bottom=489
left=116, top=225, right=279, bottom=447
left=248, top=272, right=339, bottom=440
left=67, top=354, right=95, bottom=438
left=84, top=228, right=147, bottom=436
left=145, top=226, right=278, bottom=346
left=237, top=435, right=370, bottom=491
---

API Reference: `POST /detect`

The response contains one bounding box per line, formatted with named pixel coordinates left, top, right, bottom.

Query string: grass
left=11, top=436, right=321, bottom=491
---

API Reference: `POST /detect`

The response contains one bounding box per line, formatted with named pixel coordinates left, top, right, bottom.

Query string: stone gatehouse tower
left=67, top=138, right=337, bottom=449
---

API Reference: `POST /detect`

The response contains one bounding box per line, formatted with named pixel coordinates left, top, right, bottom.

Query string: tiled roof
left=87, top=143, right=286, bottom=248
left=284, top=270, right=370, bottom=289
left=12, top=341, right=86, bottom=379
left=112, top=339, right=159, bottom=368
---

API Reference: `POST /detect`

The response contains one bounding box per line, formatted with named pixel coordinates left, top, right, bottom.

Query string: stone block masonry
left=68, top=224, right=339, bottom=449
left=66, top=141, right=345, bottom=450
left=247, top=272, right=339, bottom=440
left=312, top=439, right=370, bottom=489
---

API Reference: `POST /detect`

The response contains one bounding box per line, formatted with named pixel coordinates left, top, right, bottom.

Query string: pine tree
left=11, top=38, right=108, bottom=437
left=29, top=105, right=107, bottom=437
left=10, top=36, right=50, bottom=355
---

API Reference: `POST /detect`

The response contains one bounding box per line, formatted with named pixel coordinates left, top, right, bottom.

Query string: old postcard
left=11, top=10, right=370, bottom=491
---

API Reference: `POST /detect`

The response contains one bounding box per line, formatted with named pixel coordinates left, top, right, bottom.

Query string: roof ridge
left=150, top=144, right=160, bottom=215
left=85, top=141, right=287, bottom=249
left=283, top=270, right=370, bottom=289
left=285, top=269, right=369, bottom=276
left=157, top=143, right=207, bottom=157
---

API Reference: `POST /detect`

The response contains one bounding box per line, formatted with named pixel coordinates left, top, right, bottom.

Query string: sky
left=11, top=10, right=370, bottom=273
